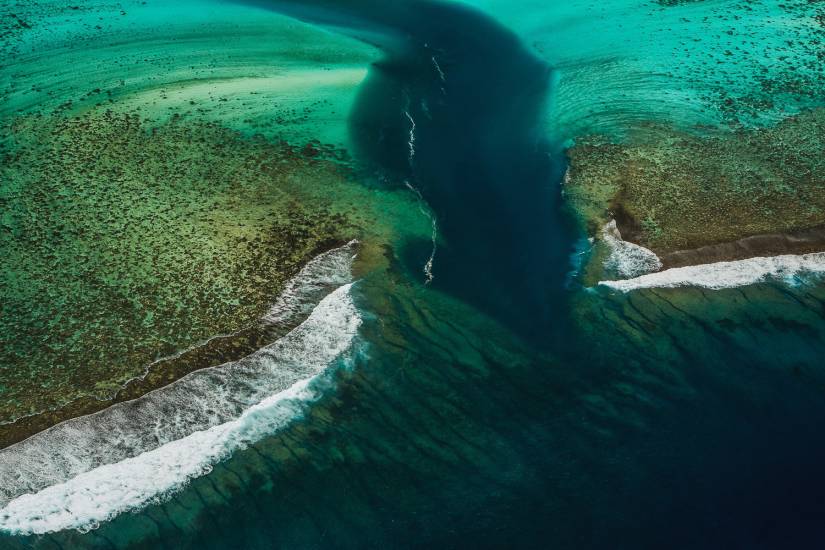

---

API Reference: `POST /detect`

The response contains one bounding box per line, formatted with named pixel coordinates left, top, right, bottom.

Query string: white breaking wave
left=601, top=220, right=662, bottom=278
left=262, top=241, right=357, bottom=325
left=599, top=252, right=825, bottom=292
left=0, top=249, right=361, bottom=535
left=431, top=55, right=446, bottom=95
left=0, top=242, right=358, bottom=432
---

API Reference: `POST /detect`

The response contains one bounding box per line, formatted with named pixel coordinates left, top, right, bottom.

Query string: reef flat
left=564, top=108, right=825, bottom=281
left=0, top=108, right=428, bottom=443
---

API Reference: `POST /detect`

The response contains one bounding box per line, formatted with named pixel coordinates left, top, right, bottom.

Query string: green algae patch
left=0, top=110, right=427, bottom=425
left=564, top=109, right=825, bottom=263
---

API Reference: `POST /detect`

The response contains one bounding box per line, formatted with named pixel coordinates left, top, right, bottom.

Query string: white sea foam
left=0, top=378, right=315, bottom=536
left=431, top=55, right=446, bottom=84
left=262, top=240, right=357, bottom=324
left=599, top=252, right=825, bottom=292
left=601, top=220, right=662, bottom=278
left=0, top=248, right=360, bottom=535
left=405, top=181, right=437, bottom=284
left=404, top=111, right=417, bottom=166
left=0, top=241, right=358, bottom=431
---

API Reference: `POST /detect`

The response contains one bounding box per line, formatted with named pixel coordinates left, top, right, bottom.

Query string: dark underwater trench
left=239, top=0, right=575, bottom=345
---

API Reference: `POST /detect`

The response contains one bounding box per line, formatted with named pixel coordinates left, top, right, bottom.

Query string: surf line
left=0, top=245, right=361, bottom=535
left=405, top=181, right=437, bottom=285
left=598, top=252, right=825, bottom=292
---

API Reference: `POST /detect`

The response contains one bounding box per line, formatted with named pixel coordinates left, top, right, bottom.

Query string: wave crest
left=0, top=246, right=360, bottom=536
left=599, top=252, right=825, bottom=291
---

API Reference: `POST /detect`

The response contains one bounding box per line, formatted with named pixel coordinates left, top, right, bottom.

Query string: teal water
left=2, top=0, right=825, bottom=548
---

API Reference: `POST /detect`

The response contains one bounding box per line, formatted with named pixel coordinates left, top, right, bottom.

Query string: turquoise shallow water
left=2, top=0, right=825, bottom=548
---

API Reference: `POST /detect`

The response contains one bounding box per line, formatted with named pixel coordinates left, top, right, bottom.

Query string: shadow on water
left=237, top=0, right=574, bottom=345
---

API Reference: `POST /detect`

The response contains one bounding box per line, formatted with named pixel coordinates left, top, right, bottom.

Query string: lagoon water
left=2, top=0, right=825, bottom=548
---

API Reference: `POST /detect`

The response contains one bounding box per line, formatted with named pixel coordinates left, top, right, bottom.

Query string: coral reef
left=565, top=109, right=825, bottom=261
left=0, top=110, right=423, bottom=426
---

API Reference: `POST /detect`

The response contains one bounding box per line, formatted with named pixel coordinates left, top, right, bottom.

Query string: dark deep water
left=7, top=1, right=825, bottom=548
left=243, top=0, right=575, bottom=343
left=344, top=0, right=573, bottom=343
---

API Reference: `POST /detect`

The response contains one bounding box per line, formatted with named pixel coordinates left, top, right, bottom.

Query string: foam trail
left=599, top=252, right=825, bottom=292
left=431, top=55, right=447, bottom=94
left=405, top=110, right=416, bottom=164
left=0, top=242, right=358, bottom=431
left=262, top=240, right=357, bottom=324
left=0, top=284, right=360, bottom=535
left=405, top=181, right=437, bottom=284
left=0, top=246, right=360, bottom=535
